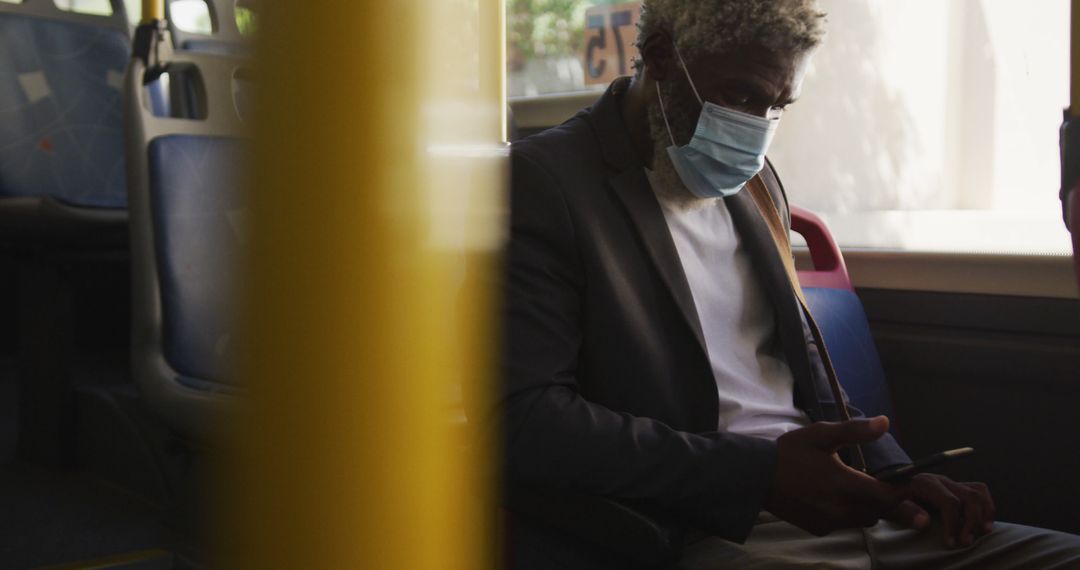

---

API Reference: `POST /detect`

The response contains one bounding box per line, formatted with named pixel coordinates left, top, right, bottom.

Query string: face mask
left=655, top=43, right=780, bottom=199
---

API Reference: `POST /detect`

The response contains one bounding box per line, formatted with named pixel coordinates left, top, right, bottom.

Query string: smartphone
left=873, top=447, right=975, bottom=483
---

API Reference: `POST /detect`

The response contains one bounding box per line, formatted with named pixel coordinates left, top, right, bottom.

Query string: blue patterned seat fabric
left=181, top=39, right=250, bottom=57
left=0, top=14, right=129, bottom=208
left=803, top=287, right=896, bottom=421
left=149, top=135, right=247, bottom=387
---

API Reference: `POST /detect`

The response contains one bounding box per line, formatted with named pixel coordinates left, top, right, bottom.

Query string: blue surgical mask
left=656, top=44, right=780, bottom=199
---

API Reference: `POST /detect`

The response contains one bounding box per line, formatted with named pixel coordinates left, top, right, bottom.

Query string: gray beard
left=644, top=79, right=716, bottom=211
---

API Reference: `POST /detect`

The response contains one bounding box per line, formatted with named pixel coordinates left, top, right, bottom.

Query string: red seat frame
left=1070, top=187, right=1080, bottom=287
left=791, top=205, right=854, bottom=291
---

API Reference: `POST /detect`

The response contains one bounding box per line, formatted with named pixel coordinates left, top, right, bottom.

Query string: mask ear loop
left=654, top=81, right=677, bottom=147
left=671, top=41, right=703, bottom=106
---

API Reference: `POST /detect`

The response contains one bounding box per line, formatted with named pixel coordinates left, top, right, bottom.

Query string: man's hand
left=887, top=474, right=996, bottom=549
left=766, top=416, right=907, bottom=536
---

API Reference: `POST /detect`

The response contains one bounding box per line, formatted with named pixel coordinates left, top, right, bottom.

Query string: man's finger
left=888, top=500, right=931, bottom=530
left=950, top=482, right=984, bottom=547
left=804, top=417, right=890, bottom=450
left=914, top=475, right=962, bottom=549
left=969, top=482, right=996, bottom=535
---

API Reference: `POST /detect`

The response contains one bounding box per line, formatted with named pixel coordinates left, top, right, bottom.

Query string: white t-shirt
left=646, top=170, right=809, bottom=441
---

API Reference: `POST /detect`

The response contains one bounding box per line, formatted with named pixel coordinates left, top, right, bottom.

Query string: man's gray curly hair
left=633, top=0, right=826, bottom=72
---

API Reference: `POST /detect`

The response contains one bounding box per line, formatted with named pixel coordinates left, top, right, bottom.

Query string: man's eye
left=724, top=92, right=751, bottom=106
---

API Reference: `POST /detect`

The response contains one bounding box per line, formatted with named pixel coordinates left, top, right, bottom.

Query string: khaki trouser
left=679, top=513, right=1080, bottom=569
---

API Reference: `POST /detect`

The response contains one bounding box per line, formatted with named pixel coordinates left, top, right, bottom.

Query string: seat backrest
left=0, top=0, right=129, bottom=208
left=792, top=206, right=896, bottom=422
left=126, top=19, right=249, bottom=438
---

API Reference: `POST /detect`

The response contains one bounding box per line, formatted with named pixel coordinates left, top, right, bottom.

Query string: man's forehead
left=693, top=46, right=810, bottom=91
left=699, top=46, right=802, bottom=77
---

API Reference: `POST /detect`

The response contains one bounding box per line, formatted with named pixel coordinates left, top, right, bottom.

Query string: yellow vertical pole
left=484, top=0, right=508, bottom=142
left=140, top=0, right=162, bottom=22
left=1073, top=0, right=1080, bottom=116
left=499, top=0, right=508, bottom=142
left=228, top=0, right=504, bottom=568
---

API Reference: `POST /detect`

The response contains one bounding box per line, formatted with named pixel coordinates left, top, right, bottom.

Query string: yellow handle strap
left=745, top=176, right=868, bottom=471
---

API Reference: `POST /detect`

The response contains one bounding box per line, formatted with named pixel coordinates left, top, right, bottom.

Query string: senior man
left=482, top=1, right=1080, bottom=567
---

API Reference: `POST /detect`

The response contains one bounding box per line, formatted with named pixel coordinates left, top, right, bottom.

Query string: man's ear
left=639, top=32, right=675, bottom=82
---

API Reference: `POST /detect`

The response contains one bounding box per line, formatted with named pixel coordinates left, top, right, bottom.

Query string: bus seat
left=148, top=135, right=246, bottom=387
left=0, top=1, right=130, bottom=219
left=126, top=19, right=249, bottom=439
left=178, top=39, right=251, bottom=57
left=146, top=79, right=170, bottom=118
left=0, top=0, right=131, bottom=468
left=792, top=206, right=897, bottom=423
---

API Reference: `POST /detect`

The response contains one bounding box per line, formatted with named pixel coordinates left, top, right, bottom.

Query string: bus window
left=508, top=0, right=638, bottom=97
left=769, top=0, right=1072, bottom=256
left=170, top=0, right=211, bottom=34
left=122, top=0, right=140, bottom=24
left=512, top=0, right=1072, bottom=256
left=53, top=0, right=112, bottom=16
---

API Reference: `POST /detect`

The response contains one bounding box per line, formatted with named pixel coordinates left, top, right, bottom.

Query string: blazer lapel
left=724, top=190, right=825, bottom=421
left=609, top=168, right=709, bottom=360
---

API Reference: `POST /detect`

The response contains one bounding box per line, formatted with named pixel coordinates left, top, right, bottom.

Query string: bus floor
left=0, top=253, right=206, bottom=568
left=0, top=461, right=199, bottom=569
left=0, top=352, right=206, bottom=568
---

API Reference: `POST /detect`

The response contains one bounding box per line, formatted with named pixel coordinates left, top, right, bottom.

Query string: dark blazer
left=480, top=78, right=910, bottom=568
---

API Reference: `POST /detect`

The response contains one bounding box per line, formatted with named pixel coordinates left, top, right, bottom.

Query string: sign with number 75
left=583, top=3, right=642, bottom=86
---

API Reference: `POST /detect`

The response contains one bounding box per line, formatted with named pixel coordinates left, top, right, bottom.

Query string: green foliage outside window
left=236, top=6, right=256, bottom=36
left=507, top=0, right=629, bottom=70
